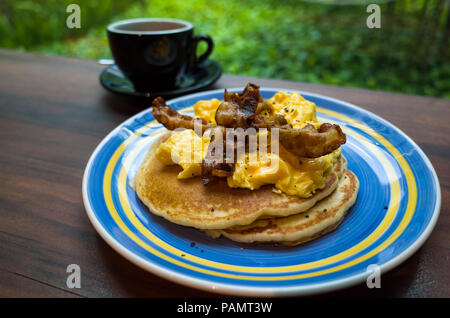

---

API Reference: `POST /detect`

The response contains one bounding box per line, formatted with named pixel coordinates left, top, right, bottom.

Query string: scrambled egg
left=156, top=129, right=210, bottom=179
left=228, top=147, right=341, bottom=197
left=267, top=91, right=320, bottom=129
left=193, top=98, right=221, bottom=124
left=155, top=92, right=341, bottom=198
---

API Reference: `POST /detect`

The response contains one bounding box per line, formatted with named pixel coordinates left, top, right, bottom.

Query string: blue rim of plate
left=82, top=88, right=441, bottom=296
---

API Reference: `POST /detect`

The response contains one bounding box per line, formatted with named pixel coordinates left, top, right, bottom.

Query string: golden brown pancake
left=134, top=132, right=346, bottom=230
left=206, top=169, right=359, bottom=245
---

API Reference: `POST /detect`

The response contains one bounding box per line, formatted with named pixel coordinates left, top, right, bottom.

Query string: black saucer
left=99, top=60, right=222, bottom=99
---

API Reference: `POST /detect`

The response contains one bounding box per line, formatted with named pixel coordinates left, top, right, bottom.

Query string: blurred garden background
left=0, top=0, right=448, bottom=97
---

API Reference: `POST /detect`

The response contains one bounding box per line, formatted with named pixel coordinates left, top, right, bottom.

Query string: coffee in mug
left=107, top=18, right=214, bottom=91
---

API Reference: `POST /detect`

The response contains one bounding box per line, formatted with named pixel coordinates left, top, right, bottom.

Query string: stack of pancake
left=135, top=132, right=359, bottom=246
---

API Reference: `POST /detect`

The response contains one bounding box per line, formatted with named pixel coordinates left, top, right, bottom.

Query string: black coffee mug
left=107, top=18, right=214, bottom=91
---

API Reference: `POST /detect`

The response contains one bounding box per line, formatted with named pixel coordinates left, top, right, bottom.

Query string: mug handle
left=192, top=34, right=214, bottom=64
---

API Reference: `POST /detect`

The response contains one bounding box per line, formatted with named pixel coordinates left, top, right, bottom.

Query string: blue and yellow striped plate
left=82, top=88, right=441, bottom=296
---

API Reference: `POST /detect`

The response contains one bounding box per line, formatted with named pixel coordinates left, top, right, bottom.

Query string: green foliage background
left=0, top=0, right=448, bottom=97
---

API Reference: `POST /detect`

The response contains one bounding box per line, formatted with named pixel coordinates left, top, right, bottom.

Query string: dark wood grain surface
left=0, top=49, right=448, bottom=298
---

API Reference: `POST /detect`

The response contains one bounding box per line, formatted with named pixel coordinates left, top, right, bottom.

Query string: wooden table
left=0, top=49, right=448, bottom=298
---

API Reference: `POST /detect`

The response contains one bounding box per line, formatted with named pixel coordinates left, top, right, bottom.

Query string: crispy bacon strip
left=250, top=117, right=346, bottom=158
left=214, top=84, right=346, bottom=158
left=152, top=97, right=214, bottom=134
left=250, top=113, right=289, bottom=129
left=201, top=126, right=258, bottom=185
left=152, top=97, right=232, bottom=184
left=201, top=127, right=235, bottom=185
left=215, top=83, right=264, bottom=128
left=278, top=123, right=346, bottom=158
